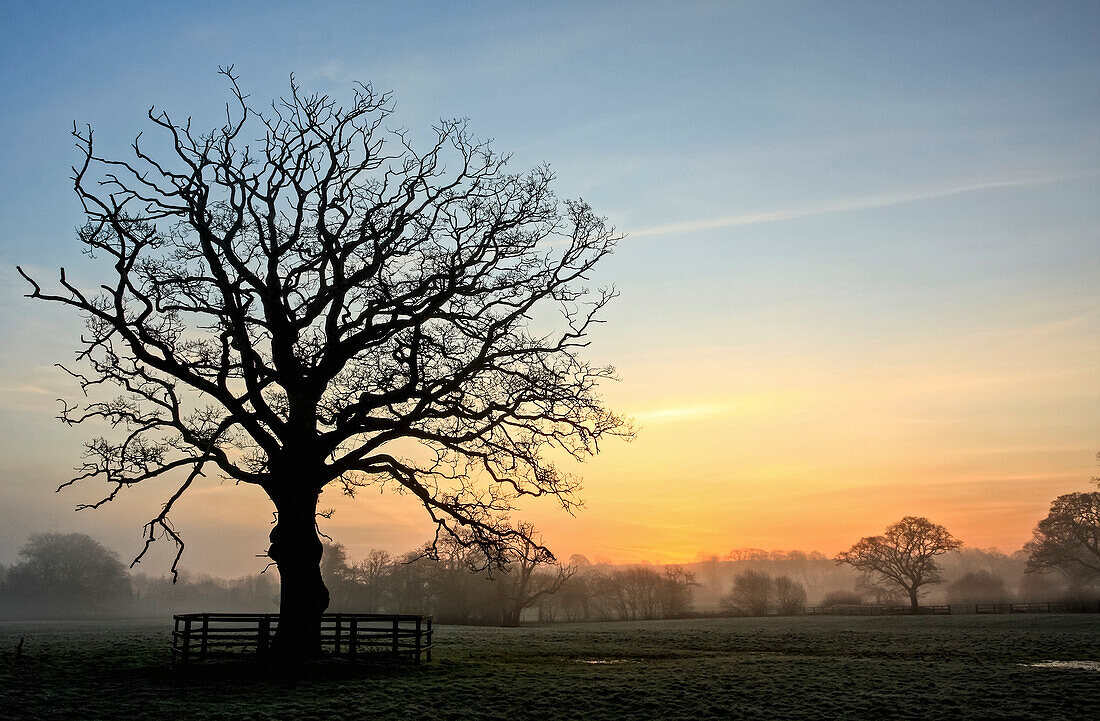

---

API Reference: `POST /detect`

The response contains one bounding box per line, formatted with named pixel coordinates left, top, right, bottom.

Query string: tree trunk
left=268, top=489, right=329, bottom=661
left=908, top=587, right=920, bottom=609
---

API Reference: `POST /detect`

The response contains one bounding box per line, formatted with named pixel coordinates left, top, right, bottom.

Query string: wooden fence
left=172, top=613, right=432, bottom=666
left=800, top=600, right=1100, bottom=616
left=973, top=600, right=1100, bottom=614
left=801, top=604, right=951, bottom=616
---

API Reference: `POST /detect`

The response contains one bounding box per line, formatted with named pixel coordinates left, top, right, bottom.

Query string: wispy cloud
left=628, top=172, right=1098, bottom=238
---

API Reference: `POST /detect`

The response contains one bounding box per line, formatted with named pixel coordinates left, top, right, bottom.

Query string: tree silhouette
left=0, top=533, right=132, bottom=618
left=19, top=69, right=628, bottom=658
left=656, top=565, right=697, bottom=618
left=496, top=521, right=574, bottom=626
left=773, top=575, right=808, bottom=615
left=720, top=569, right=773, bottom=616
left=835, top=516, right=961, bottom=608
left=946, top=570, right=1010, bottom=605
left=1024, top=491, right=1100, bottom=581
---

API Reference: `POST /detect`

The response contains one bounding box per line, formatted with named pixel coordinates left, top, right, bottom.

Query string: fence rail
left=171, top=612, right=432, bottom=666
left=973, top=600, right=1100, bottom=614
left=802, top=604, right=952, bottom=616
left=797, top=600, right=1100, bottom=617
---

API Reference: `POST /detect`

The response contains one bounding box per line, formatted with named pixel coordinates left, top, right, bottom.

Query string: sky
left=0, top=1, right=1098, bottom=577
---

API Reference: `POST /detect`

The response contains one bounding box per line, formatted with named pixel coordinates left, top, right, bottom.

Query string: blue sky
left=1, top=1, right=1098, bottom=574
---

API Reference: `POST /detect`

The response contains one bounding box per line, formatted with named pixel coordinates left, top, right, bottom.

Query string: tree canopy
left=0, top=533, right=132, bottom=618
left=1024, top=491, right=1100, bottom=581
left=836, top=516, right=962, bottom=607
left=20, top=69, right=629, bottom=656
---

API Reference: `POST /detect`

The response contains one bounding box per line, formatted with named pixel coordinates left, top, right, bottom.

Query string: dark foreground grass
left=1, top=614, right=1098, bottom=720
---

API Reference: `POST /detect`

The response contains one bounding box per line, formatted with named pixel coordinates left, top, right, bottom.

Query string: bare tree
left=352, top=549, right=394, bottom=612
left=721, top=569, right=773, bottom=616
left=836, top=516, right=962, bottom=608
left=319, top=542, right=370, bottom=611
left=496, top=521, right=574, bottom=626
left=657, top=565, right=697, bottom=618
left=1024, top=491, right=1100, bottom=581
left=18, top=69, right=628, bottom=658
left=551, top=557, right=596, bottom=621
left=416, top=531, right=498, bottom=625
left=773, top=575, right=807, bottom=615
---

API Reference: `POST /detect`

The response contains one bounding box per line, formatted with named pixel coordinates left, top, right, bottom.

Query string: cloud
left=628, top=172, right=1098, bottom=238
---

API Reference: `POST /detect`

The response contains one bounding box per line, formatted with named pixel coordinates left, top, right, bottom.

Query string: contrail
left=628, top=172, right=1097, bottom=238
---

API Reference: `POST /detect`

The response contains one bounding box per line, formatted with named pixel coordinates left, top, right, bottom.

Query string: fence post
left=200, top=614, right=209, bottom=660
left=349, top=617, right=358, bottom=662
left=392, top=617, right=400, bottom=659
left=422, top=616, right=431, bottom=664
left=259, top=615, right=270, bottom=657
left=183, top=617, right=192, bottom=665
left=334, top=613, right=342, bottom=656
left=415, top=617, right=422, bottom=664
left=172, top=616, right=179, bottom=667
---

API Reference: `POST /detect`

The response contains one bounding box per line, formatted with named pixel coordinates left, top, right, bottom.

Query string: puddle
left=1021, top=660, right=1100, bottom=671
left=574, top=658, right=633, bottom=664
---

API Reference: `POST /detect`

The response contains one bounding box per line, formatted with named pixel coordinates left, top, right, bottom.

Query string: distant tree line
left=0, top=532, right=281, bottom=619
left=720, top=570, right=808, bottom=616
left=320, top=538, right=697, bottom=625
left=0, top=531, right=698, bottom=625
left=4, top=461, right=1098, bottom=622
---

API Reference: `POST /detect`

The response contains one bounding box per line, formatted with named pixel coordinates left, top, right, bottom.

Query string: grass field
left=1, top=614, right=1098, bottom=720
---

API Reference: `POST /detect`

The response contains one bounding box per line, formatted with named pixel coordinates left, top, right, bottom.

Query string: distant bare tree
left=319, top=543, right=391, bottom=612
left=657, top=565, right=697, bottom=618
left=19, top=69, right=628, bottom=659
left=617, top=567, right=665, bottom=620
left=417, top=531, right=498, bottom=625
left=836, top=517, right=962, bottom=608
left=551, top=569, right=593, bottom=621
left=319, top=542, right=352, bottom=607
left=352, top=549, right=393, bottom=612
left=725, top=548, right=770, bottom=562
left=497, top=522, right=574, bottom=626
left=773, top=575, right=807, bottom=615
left=585, top=570, right=624, bottom=621
left=385, top=551, right=434, bottom=617
left=721, top=569, right=773, bottom=616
